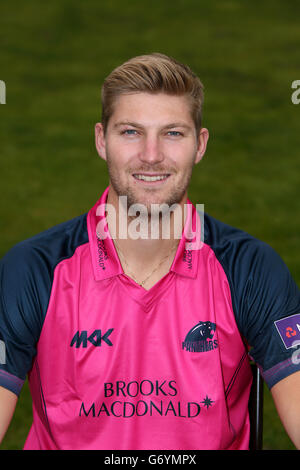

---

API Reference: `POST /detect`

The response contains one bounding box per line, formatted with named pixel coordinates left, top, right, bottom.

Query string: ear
left=195, top=127, right=209, bottom=164
left=95, top=122, right=107, bottom=161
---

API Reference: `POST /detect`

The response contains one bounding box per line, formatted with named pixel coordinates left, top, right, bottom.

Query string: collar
left=87, top=186, right=202, bottom=281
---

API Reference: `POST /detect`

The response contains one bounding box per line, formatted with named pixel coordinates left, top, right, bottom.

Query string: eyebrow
left=113, top=121, right=192, bottom=130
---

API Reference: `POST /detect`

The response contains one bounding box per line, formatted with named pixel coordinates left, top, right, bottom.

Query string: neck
left=106, top=187, right=187, bottom=269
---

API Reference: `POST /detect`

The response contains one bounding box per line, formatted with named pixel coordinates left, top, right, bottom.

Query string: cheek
left=106, top=142, right=126, bottom=167
left=170, top=145, right=197, bottom=170
left=107, top=139, right=139, bottom=164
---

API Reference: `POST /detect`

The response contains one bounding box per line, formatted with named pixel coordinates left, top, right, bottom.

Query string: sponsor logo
left=70, top=329, right=114, bottom=348
left=182, top=249, right=193, bottom=270
left=97, top=238, right=108, bottom=270
left=182, top=321, right=218, bottom=353
left=79, top=379, right=215, bottom=419
left=274, top=313, right=300, bottom=349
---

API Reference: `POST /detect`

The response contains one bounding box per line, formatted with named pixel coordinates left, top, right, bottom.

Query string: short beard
left=106, top=154, right=194, bottom=215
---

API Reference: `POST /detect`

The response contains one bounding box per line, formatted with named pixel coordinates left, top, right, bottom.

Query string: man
left=0, top=53, right=299, bottom=450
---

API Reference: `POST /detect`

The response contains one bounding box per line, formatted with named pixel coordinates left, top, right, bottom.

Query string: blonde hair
left=101, top=53, right=204, bottom=135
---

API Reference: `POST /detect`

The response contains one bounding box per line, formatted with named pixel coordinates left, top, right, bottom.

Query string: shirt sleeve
left=226, top=239, right=300, bottom=389
left=0, top=241, right=48, bottom=396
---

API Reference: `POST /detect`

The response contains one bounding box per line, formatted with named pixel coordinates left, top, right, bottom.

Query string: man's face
left=96, top=92, right=208, bottom=211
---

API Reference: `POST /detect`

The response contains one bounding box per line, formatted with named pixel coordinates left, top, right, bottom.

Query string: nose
left=139, top=134, right=164, bottom=164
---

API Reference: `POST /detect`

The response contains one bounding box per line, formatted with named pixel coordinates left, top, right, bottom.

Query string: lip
left=132, top=173, right=171, bottom=185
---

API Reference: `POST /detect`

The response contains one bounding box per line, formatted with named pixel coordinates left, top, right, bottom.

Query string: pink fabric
left=24, top=187, right=252, bottom=450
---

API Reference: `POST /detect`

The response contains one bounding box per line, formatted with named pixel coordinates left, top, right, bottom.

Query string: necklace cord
left=114, top=240, right=178, bottom=286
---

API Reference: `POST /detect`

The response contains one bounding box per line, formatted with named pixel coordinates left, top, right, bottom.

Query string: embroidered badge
left=274, top=313, right=300, bottom=349
left=182, top=321, right=218, bottom=353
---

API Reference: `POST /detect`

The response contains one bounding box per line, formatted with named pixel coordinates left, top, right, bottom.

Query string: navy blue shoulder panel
left=0, top=213, right=88, bottom=394
left=203, top=212, right=300, bottom=388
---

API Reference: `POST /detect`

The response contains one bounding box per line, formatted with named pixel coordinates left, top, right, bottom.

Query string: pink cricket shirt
left=1, top=186, right=299, bottom=449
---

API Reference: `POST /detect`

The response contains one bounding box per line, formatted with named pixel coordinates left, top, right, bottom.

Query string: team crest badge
left=182, top=321, right=218, bottom=353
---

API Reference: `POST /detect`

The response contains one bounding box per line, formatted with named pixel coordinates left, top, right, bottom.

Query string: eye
left=167, top=131, right=183, bottom=137
left=121, top=129, right=138, bottom=136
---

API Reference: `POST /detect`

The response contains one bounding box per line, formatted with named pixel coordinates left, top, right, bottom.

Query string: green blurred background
left=0, top=0, right=299, bottom=450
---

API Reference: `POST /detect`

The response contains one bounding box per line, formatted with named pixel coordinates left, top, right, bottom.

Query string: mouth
left=132, top=173, right=171, bottom=184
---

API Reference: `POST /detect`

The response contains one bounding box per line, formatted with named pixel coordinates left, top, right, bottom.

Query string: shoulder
left=1, top=212, right=88, bottom=277
left=202, top=212, right=299, bottom=333
left=204, top=211, right=274, bottom=258
left=203, top=212, right=288, bottom=287
left=0, top=213, right=89, bottom=329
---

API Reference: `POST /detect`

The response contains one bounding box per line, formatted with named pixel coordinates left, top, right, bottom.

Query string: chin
left=132, top=191, right=186, bottom=214
left=109, top=176, right=188, bottom=212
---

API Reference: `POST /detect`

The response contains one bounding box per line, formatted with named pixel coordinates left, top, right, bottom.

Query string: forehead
left=108, top=92, right=194, bottom=128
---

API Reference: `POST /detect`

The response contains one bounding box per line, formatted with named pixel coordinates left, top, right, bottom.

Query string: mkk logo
left=70, top=329, right=114, bottom=348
